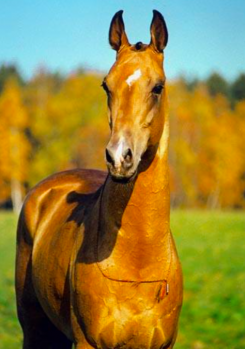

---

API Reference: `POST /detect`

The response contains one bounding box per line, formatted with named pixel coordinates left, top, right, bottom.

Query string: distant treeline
left=0, top=64, right=244, bottom=211
left=183, top=72, right=245, bottom=106
left=1, top=64, right=245, bottom=104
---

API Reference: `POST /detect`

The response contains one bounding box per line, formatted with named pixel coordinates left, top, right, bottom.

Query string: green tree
left=206, top=72, right=229, bottom=97
left=230, top=73, right=245, bottom=103
left=0, top=64, right=24, bottom=93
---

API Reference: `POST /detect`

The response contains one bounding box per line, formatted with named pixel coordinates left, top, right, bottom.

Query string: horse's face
left=103, top=11, right=168, bottom=181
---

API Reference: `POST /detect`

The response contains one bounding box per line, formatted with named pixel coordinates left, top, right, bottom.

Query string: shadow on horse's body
left=16, top=10, right=183, bottom=349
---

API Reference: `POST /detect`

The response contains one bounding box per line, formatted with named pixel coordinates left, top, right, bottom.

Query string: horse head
left=103, top=10, right=168, bottom=181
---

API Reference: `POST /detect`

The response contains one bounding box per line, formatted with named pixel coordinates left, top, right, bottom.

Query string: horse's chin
left=109, top=169, right=138, bottom=183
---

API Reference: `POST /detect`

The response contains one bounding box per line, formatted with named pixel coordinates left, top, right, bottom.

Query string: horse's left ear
left=150, top=10, right=168, bottom=52
left=109, top=10, right=130, bottom=51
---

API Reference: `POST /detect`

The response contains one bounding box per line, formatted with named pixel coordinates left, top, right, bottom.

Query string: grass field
left=0, top=210, right=244, bottom=349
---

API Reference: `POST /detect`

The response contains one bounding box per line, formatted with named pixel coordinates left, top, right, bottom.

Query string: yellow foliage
left=169, top=83, right=245, bottom=208
left=0, top=72, right=244, bottom=209
left=0, top=80, right=30, bottom=204
left=25, top=71, right=108, bottom=186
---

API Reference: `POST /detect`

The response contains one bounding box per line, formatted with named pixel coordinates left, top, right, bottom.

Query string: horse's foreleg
left=16, top=216, right=73, bottom=349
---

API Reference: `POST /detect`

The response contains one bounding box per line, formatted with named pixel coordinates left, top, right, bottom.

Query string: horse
left=15, top=10, right=183, bottom=349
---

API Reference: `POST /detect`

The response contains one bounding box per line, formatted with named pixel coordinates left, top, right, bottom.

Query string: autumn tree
left=168, top=80, right=245, bottom=209
left=25, top=69, right=108, bottom=187
left=0, top=79, right=30, bottom=212
left=0, top=67, right=244, bottom=210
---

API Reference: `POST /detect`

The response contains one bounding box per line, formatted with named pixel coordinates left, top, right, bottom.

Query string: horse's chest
left=72, top=262, right=178, bottom=349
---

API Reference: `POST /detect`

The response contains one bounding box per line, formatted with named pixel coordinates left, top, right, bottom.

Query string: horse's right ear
left=109, top=10, right=129, bottom=51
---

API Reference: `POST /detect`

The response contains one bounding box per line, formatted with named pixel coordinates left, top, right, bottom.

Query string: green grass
left=172, top=210, right=245, bottom=349
left=0, top=212, right=21, bottom=348
left=0, top=210, right=244, bottom=348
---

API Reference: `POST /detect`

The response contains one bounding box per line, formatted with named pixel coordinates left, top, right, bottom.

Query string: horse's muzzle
left=105, top=143, right=137, bottom=181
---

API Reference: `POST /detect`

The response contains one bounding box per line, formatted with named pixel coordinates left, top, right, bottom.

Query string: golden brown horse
left=15, top=10, right=183, bottom=349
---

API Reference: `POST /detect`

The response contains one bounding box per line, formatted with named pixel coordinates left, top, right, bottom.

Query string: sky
left=0, top=0, right=245, bottom=81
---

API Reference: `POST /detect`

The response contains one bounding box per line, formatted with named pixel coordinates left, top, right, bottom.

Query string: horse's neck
left=98, top=119, right=171, bottom=280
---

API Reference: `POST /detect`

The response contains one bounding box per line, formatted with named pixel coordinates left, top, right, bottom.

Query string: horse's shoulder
left=19, top=169, right=107, bottom=242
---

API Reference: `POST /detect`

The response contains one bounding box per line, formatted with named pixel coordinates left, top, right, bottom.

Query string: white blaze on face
left=115, top=139, right=124, bottom=166
left=126, top=69, right=142, bottom=87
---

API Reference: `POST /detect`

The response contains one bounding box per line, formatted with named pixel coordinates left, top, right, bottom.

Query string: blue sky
left=1, top=0, right=245, bottom=80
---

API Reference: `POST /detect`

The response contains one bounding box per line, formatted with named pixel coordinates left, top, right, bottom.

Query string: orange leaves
left=169, top=83, right=245, bottom=208
left=0, top=80, right=30, bottom=210
left=0, top=70, right=244, bottom=209
left=0, top=81, right=30, bottom=181
left=25, top=71, right=108, bottom=186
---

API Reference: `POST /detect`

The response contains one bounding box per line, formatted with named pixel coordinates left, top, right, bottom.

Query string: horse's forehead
left=110, top=50, right=163, bottom=79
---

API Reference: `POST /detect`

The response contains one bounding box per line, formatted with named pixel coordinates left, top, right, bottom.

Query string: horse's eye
left=152, top=84, right=164, bottom=95
left=101, top=81, right=110, bottom=95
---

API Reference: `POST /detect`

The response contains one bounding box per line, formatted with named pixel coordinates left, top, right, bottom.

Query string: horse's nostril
left=105, top=148, right=114, bottom=165
left=123, top=148, right=133, bottom=163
